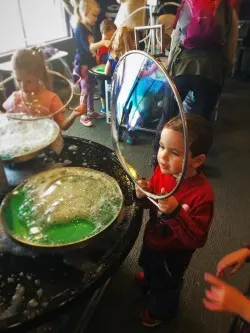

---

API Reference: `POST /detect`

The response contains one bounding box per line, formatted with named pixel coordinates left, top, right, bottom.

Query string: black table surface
left=0, top=136, right=143, bottom=332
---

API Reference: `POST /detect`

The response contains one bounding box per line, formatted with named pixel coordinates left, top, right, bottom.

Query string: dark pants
left=139, top=243, right=194, bottom=320
left=152, top=75, right=221, bottom=165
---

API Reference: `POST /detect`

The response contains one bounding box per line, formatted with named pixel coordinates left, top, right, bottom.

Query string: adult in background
left=152, top=0, right=239, bottom=167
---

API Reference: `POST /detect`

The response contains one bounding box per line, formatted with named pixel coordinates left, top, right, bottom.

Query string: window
left=0, top=0, right=69, bottom=55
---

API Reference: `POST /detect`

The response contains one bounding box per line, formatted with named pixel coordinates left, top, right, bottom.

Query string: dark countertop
left=0, top=136, right=143, bottom=332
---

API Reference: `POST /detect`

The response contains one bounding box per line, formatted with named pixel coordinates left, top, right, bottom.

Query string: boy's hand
left=102, top=40, right=111, bottom=48
left=158, top=187, right=179, bottom=214
left=203, top=273, right=250, bottom=321
left=216, top=248, right=250, bottom=277
left=135, top=178, right=151, bottom=199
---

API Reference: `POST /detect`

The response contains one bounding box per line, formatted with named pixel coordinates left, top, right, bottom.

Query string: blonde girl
left=105, top=25, right=135, bottom=76
left=73, top=0, right=110, bottom=127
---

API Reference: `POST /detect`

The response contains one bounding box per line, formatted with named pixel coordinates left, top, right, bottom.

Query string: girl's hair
left=110, top=26, right=135, bottom=60
left=74, top=0, right=100, bottom=22
left=12, top=48, right=50, bottom=89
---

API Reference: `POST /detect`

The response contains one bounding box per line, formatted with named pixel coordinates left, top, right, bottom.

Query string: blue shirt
left=74, top=23, right=97, bottom=67
left=108, top=58, right=118, bottom=76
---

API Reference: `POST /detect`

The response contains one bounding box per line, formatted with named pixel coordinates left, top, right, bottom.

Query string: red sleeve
left=149, top=166, right=160, bottom=193
left=165, top=201, right=214, bottom=248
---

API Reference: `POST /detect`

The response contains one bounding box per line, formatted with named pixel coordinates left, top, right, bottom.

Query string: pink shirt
left=3, top=89, right=65, bottom=124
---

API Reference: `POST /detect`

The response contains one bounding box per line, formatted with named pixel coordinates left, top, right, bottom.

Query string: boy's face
left=157, top=128, right=205, bottom=177
left=103, top=29, right=116, bottom=40
left=85, top=7, right=100, bottom=26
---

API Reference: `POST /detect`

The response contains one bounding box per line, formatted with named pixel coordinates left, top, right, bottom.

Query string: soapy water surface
left=2, top=168, right=123, bottom=246
left=0, top=113, right=59, bottom=159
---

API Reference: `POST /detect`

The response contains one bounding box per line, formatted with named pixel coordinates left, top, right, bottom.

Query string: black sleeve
left=75, top=24, right=91, bottom=54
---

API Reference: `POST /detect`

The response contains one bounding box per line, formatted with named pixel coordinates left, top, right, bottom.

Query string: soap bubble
left=0, top=44, right=85, bottom=161
left=0, top=45, right=76, bottom=120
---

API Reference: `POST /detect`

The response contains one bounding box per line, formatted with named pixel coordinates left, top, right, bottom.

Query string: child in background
left=73, top=0, right=110, bottom=127
left=105, top=25, right=135, bottom=77
left=135, top=114, right=214, bottom=327
left=97, top=19, right=117, bottom=65
left=97, top=18, right=117, bottom=113
left=3, top=48, right=85, bottom=130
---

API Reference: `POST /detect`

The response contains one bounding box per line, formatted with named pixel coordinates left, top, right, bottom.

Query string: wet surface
left=0, top=136, right=143, bottom=332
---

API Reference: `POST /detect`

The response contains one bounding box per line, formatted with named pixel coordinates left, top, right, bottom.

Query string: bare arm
left=90, top=40, right=111, bottom=53
left=55, top=112, right=77, bottom=131
left=204, top=273, right=250, bottom=322
left=51, top=95, right=86, bottom=131
left=105, top=61, right=111, bottom=76
left=55, top=106, right=86, bottom=131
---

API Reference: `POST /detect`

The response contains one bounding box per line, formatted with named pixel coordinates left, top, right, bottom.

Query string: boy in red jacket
left=136, top=114, right=214, bottom=327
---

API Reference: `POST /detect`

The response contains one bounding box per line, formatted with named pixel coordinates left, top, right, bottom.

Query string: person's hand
left=216, top=248, right=250, bottom=277
left=135, top=178, right=152, bottom=199
left=102, top=40, right=111, bottom=48
left=158, top=188, right=179, bottom=214
left=203, top=273, right=250, bottom=321
left=72, top=104, right=87, bottom=117
left=139, top=63, right=158, bottom=78
left=150, top=63, right=158, bottom=72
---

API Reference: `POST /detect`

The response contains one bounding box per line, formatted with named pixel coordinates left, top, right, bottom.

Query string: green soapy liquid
left=95, top=65, right=105, bottom=73
left=44, top=218, right=96, bottom=244
left=3, top=189, right=121, bottom=246
left=1, top=168, right=123, bottom=247
left=2, top=187, right=97, bottom=245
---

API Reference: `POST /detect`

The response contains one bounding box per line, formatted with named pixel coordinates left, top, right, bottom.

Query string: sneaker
left=126, top=131, right=137, bottom=145
left=135, top=272, right=149, bottom=294
left=100, top=106, right=106, bottom=114
left=80, top=115, right=93, bottom=127
left=127, top=136, right=136, bottom=145
left=135, top=271, right=145, bottom=281
left=88, top=111, right=105, bottom=119
left=141, top=308, right=163, bottom=327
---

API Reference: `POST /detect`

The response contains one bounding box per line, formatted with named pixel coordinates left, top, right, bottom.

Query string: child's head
left=100, top=19, right=117, bottom=40
left=12, top=48, right=50, bottom=94
left=110, top=26, right=135, bottom=60
left=158, top=114, right=213, bottom=177
left=76, top=0, right=100, bottom=26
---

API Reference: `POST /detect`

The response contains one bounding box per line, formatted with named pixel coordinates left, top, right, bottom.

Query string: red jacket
left=96, top=46, right=109, bottom=64
left=143, top=167, right=214, bottom=251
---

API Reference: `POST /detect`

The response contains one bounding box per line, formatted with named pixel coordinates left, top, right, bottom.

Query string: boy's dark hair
left=100, top=18, right=117, bottom=34
left=164, top=114, right=213, bottom=157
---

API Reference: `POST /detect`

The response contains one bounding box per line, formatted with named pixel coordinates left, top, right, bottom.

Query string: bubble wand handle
left=147, top=196, right=160, bottom=210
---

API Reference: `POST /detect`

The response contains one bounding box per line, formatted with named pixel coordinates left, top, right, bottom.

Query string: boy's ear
left=192, top=154, right=206, bottom=169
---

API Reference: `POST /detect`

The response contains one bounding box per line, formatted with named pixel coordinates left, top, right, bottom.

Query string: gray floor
left=66, top=78, right=250, bottom=333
